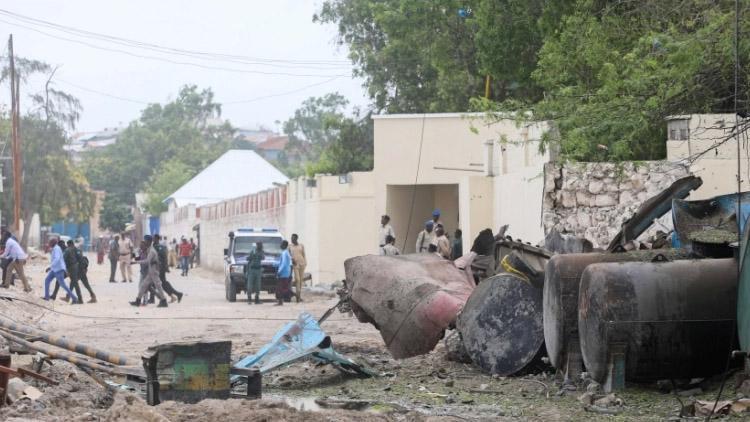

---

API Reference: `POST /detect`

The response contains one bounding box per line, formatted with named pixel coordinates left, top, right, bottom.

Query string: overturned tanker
left=458, top=273, right=546, bottom=376
left=343, top=254, right=475, bottom=359
left=543, top=249, right=692, bottom=379
left=578, top=258, right=738, bottom=384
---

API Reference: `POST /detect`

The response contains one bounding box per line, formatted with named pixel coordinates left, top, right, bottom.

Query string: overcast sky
left=0, top=0, right=368, bottom=133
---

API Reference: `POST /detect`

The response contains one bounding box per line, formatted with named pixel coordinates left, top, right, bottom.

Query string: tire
left=227, top=279, right=237, bottom=302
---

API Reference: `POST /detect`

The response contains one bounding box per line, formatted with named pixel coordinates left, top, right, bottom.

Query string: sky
left=0, top=0, right=368, bottom=134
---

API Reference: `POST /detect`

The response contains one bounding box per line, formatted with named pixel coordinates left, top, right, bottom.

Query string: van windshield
left=234, top=236, right=282, bottom=255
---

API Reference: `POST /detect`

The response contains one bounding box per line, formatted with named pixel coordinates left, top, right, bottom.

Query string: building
left=666, top=114, right=750, bottom=199
left=255, top=135, right=289, bottom=161
left=164, top=149, right=289, bottom=209
left=65, top=127, right=123, bottom=162
left=234, top=127, right=277, bottom=145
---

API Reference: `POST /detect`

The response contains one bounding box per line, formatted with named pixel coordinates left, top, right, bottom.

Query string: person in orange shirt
left=179, top=238, right=192, bottom=276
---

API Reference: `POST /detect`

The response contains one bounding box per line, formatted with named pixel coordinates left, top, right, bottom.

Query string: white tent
left=164, top=149, right=289, bottom=208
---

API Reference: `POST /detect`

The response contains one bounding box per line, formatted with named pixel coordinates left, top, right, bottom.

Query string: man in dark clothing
left=55, top=240, right=84, bottom=304
left=74, top=242, right=97, bottom=303
left=451, top=229, right=463, bottom=260
left=244, top=242, right=264, bottom=305
left=108, top=236, right=119, bottom=283
left=154, top=235, right=183, bottom=303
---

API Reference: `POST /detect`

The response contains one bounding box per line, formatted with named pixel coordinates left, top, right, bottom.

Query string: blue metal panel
left=672, top=191, right=750, bottom=248
left=149, top=217, right=160, bottom=236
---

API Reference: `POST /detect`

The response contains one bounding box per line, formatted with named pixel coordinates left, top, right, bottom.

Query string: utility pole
left=8, top=35, right=21, bottom=233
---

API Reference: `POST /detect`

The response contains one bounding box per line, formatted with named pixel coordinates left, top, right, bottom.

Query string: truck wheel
left=227, top=281, right=237, bottom=302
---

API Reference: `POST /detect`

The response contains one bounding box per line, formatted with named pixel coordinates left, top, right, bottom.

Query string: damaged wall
left=542, top=161, right=691, bottom=248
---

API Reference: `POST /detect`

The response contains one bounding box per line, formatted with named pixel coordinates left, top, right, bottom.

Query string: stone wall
left=542, top=161, right=691, bottom=248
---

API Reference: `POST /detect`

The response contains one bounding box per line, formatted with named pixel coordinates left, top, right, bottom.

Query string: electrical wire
left=401, top=114, right=427, bottom=252
left=0, top=17, right=350, bottom=78
left=0, top=295, right=351, bottom=322
left=0, top=8, right=351, bottom=68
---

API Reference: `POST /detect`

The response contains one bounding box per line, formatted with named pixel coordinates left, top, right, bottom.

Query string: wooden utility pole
left=8, top=35, right=21, bottom=232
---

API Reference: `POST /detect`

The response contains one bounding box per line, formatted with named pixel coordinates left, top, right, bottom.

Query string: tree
left=306, top=110, right=374, bottom=175
left=82, top=85, right=235, bottom=211
left=316, top=0, right=484, bottom=113
left=99, top=195, right=131, bottom=233
left=143, top=160, right=197, bottom=215
left=0, top=57, right=94, bottom=246
left=531, top=0, right=750, bottom=161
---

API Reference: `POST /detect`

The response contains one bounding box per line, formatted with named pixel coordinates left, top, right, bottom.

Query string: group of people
left=378, top=209, right=463, bottom=260
left=243, top=233, right=306, bottom=306
left=105, top=234, right=198, bottom=284
left=128, top=234, right=184, bottom=307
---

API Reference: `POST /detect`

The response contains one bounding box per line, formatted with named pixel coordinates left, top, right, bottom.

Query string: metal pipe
left=0, top=316, right=136, bottom=366
left=0, top=329, right=125, bottom=376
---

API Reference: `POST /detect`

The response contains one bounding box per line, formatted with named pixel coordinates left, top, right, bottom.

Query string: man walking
left=378, top=215, right=395, bottom=254
left=154, top=235, right=183, bottom=303
left=76, top=244, right=97, bottom=303
left=289, top=234, right=306, bottom=303
left=179, top=238, right=192, bottom=276
left=275, top=240, right=292, bottom=306
left=1, top=230, right=31, bottom=292
left=244, top=242, right=264, bottom=305
left=129, top=235, right=168, bottom=307
left=119, top=233, right=134, bottom=283
left=416, top=221, right=434, bottom=253
left=59, top=239, right=84, bottom=304
left=43, top=239, right=77, bottom=303
left=108, top=235, right=119, bottom=283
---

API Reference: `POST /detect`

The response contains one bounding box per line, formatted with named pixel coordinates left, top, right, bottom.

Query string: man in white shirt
left=381, top=235, right=400, bottom=256
left=378, top=215, right=395, bottom=254
left=1, top=230, right=31, bottom=292
left=415, top=221, right=434, bottom=253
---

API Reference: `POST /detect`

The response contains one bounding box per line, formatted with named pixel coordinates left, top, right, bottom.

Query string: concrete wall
left=373, top=113, right=551, bottom=246
left=666, top=114, right=750, bottom=199
left=542, top=161, right=691, bottom=248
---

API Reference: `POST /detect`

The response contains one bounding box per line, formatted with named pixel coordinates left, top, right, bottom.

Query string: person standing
left=434, top=225, right=452, bottom=260
left=431, top=209, right=442, bottom=229
left=289, top=234, right=306, bottom=303
left=189, top=238, right=197, bottom=269
left=275, top=240, right=292, bottom=306
left=168, top=238, right=178, bottom=268
left=382, top=235, right=401, bottom=256
left=76, top=244, right=97, bottom=303
left=378, top=215, right=395, bottom=254
left=108, top=235, right=119, bottom=283
left=451, top=229, right=463, bottom=260
left=129, top=235, right=168, bottom=307
left=416, top=221, right=434, bottom=253
left=244, top=242, right=264, bottom=305
left=43, top=239, right=77, bottom=303
left=119, top=233, right=134, bottom=283
left=154, top=235, right=183, bottom=303
left=1, top=230, right=31, bottom=292
left=96, top=236, right=105, bottom=265
left=179, top=238, right=192, bottom=276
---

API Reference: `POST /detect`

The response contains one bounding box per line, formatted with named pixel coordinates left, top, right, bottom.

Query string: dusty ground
left=0, top=253, right=745, bottom=421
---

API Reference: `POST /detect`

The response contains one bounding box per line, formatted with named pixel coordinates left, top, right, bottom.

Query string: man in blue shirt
left=275, top=240, right=292, bottom=306
left=43, top=239, right=77, bottom=302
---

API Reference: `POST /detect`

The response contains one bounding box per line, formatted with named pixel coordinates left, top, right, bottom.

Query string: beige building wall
left=667, top=114, right=750, bottom=199
left=373, top=113, right=550, bottom=248
left=286, top=172, right=376, bottom=283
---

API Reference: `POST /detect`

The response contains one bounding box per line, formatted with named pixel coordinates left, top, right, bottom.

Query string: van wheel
left=227, top=281, right=237, bottom=302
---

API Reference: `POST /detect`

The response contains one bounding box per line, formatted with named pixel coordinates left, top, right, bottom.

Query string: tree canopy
left=317, top=0, right=749, bottom=161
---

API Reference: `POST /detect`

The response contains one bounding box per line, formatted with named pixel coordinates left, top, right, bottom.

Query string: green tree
left=82, top=85, right=235, bottom=210
left=143, top=160, right=197, bottom=215
left=99, top=195, right=131, bottom=233
left=0, top=57, right=94, bottom=246
left=531, top=0, right=750, bottom=161
left=306, top=110, right=374, bottom=175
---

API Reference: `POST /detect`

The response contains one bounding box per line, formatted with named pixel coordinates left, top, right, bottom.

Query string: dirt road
left=0, top=253, right=736, bottom=421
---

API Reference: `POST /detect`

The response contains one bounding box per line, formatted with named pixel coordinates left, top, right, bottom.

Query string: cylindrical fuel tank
left=458, top=273, right=546, bottom=376
left=543, top=250, right=691, bottom=370
left=579, top=258, right=737, bottom=383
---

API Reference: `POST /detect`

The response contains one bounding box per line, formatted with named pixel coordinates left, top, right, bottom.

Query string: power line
left=0, top=17, right=351, bottom=78
left=0, top=8, right=352, bottom=69
left=56, top=79, right=151, bottom=105
left=223, top=76, right=342, bottom=105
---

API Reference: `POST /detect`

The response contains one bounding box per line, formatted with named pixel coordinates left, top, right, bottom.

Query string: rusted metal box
left=142, top=340, right=231, bottom=405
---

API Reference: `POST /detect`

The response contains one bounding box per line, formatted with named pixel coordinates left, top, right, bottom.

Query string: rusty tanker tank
left=543, top=249, right=692, bottom=377
left=578, top=258, right=737, bottom=384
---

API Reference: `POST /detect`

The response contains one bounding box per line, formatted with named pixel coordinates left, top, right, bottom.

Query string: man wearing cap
left=416, top=221, right=434, bottom=253
left=129, top=235, right=168, bottom=308
left=378, top=215, right=395, bottom=254
left=431, top=209, right=442, bottom=229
